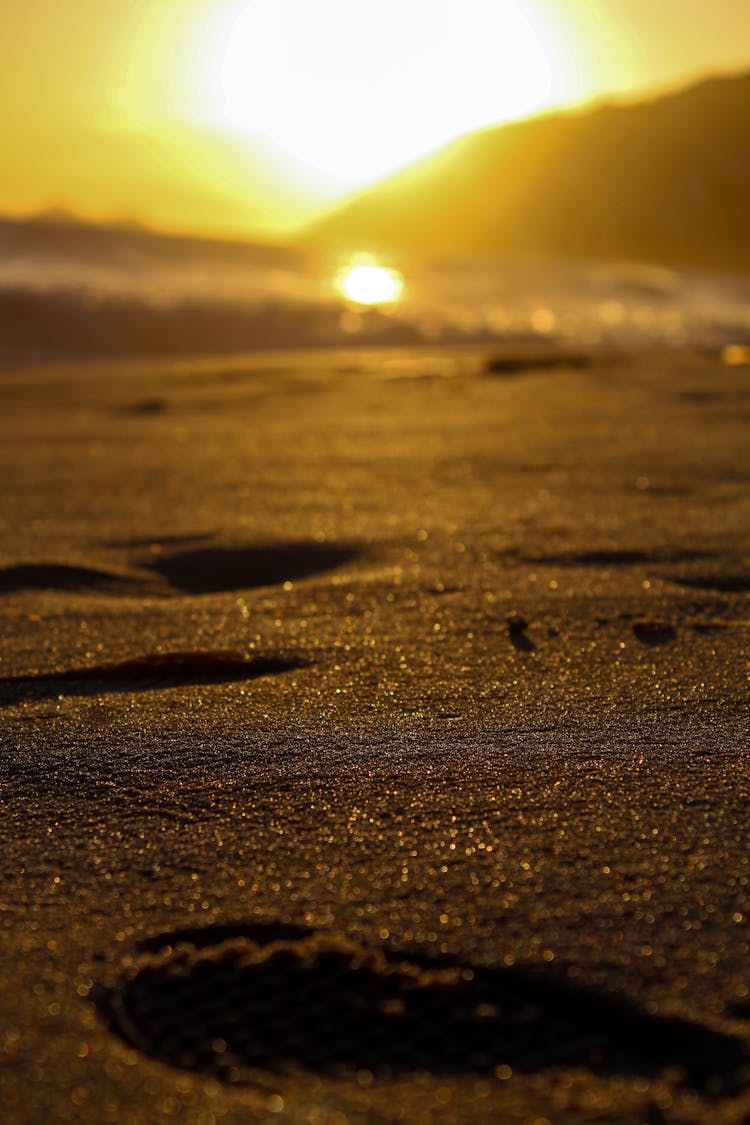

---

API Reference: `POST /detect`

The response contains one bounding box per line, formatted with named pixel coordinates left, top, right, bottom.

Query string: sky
left=2, top=0, right=749, bottom=240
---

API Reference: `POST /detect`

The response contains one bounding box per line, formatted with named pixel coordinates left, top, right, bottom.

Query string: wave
left=1, top=217, right=749, bottom=363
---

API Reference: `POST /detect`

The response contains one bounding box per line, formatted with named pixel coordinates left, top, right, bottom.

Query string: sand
left=0, top=344, right=748, bottom=1123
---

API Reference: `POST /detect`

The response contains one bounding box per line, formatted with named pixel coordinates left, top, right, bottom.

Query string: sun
left=336, top=259, right=404, bottom=305
left=182, top=0, right=570, bottom=186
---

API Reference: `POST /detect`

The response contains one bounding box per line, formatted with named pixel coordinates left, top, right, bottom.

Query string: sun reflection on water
left=336, top=257, right=404, bottom=305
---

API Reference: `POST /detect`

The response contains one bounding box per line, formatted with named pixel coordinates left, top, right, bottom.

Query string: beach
left=1, top=343, right=748, bottom=1123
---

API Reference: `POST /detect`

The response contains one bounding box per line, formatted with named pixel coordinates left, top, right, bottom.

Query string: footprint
left=0, top=562, right=138, bottom=595
left=96, top=925, right=747, bottom=1092
left=0, top=541, right=362, bottom=598
left=0, top=650, right=306, bottom=704
left=632, top=620, right=677, bottom=645
left=668, top=572, right=750, bottom=594
left=484, top=352, right=590, bottom=376
left=520, top=549, right=715, bottom=568
left=146, top=542, right=361, bottom=595
left=114, top=397, right=168, bottom=416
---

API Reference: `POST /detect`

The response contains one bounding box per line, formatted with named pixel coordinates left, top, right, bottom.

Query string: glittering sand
left=1, top=345, right=748, bottom=1123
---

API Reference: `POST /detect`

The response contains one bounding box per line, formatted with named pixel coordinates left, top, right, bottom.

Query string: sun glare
left=337, top=260, right=404, bottom=305
left=182, top=0, right=572, bottom=186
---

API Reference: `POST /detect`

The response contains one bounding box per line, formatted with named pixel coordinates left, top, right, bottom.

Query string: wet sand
left=0, top=345, right=748, bottom=1123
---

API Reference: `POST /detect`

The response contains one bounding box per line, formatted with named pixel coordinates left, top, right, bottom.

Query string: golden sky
left=2, top=0, right=749, bottom=240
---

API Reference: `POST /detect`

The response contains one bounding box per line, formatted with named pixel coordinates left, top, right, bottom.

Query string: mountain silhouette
left=306, top=72, right=750, bottom=270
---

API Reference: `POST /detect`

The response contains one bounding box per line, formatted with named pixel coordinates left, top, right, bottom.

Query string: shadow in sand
left=146, top=542, right=361, bottom=594
left=669, top=571, right=750, bottom=594
left=633, top=620, right=678, bottom=645
left=484, top=353, right=590, bottom=376
left=520, top=549, right=716, bottom=568
left=507, top=615, right=536, bottom=653
left=0, top=650, right=307, bottom=705
left=115, top=397, right=169, bottom=416
left=0, top=562, right=138, bottom=595
left=97, top=924, right=749, bottom=1092
left=509, top=631, right=536, bottom=653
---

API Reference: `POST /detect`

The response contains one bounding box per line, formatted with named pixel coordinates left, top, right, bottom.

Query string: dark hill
left=306, top=72, right=750, bottom=270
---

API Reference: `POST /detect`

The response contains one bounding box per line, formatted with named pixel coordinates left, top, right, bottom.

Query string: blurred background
left=2, top=0, right=749, bottom=363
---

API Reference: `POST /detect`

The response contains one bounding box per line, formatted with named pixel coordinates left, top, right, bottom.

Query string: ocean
left=1, top=215, right=749, bottom=364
